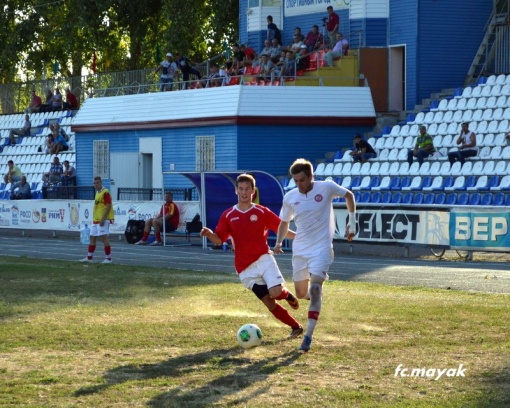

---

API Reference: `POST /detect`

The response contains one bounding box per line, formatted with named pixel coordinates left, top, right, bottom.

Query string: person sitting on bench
left=135, top=191, right=180, bottom=246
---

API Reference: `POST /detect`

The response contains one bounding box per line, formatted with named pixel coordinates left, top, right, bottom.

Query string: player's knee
left=309, top=282, right=322, bottom=299
left=295, top=288, right=309, bottom=299
left=268, top=285, right=282, bottom=299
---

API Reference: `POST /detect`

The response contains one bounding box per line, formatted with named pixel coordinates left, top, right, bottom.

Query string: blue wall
left=237, top=124, right=373, bottom=176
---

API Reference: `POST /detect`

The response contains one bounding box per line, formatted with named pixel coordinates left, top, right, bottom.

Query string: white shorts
left=292, top=249, right=334, bottom=282
left=239, top=253, right=285, bottom=290
left=90, top=223, right=110, bottom=237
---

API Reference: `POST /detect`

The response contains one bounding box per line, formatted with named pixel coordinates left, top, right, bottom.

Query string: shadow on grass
left=75, top=347, right=302, bottom=406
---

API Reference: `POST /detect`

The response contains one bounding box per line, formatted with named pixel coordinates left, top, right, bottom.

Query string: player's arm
left=200, top=227, right=223, bottom=245
left=344, top=190, right=356, bottom=242
left=273, top=221, right=290, bottom=254
left=100, top=203, right=111, bottom=226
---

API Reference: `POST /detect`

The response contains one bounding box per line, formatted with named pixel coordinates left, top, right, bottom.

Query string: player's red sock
left=87, top=245, right=96, bottom=260
left=104, top=246, right=111, bottom=259
left=271, top=303, right=300, bottom=329
left=155, top=232, right=162, bottom=242
left=142, top=232, right=149, bottom=241
left=274, top=288, right=289, bottom=300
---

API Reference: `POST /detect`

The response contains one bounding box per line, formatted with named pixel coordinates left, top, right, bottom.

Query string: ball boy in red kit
left=201, top=174, right=303, bottom=339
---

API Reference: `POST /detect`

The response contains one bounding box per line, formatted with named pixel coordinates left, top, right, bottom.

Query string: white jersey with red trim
left=280, top=180, right=348, bottom=257
left=215, top=204, right=281, bottom=273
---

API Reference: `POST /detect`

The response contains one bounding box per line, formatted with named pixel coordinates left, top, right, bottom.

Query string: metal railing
left=117, top=188, right=198, bottom=201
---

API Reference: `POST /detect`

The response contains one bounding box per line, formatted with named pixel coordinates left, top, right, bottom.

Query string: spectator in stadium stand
left=295, top=45, right=310, bottom=71
left=294, top=27, right=305, bottom=41
left=63, top=88, right=79, bottom=110
left=209, top=64, right=230, bottom=87
left=350, top=134, right=377, bottom=163
left=43, top=132, right=55, bottom=154
left=304, top=25, right=324, bottom=52
left=135, top=191, right=180, bottom=246
left=257, top=39, right=273, bottom=66
left=3, top=160, right=23, bottom=184
left=50, top=127, right=69, bottom=155
left=285, top=34, right=305, bottom=53
left=8, top=114, right=31, bottom=145
left=279, top=50, right=296, bottom=79
left=407, top=125, right=435, bottom=165
left=326, top=5, right=340, bottom=46
left=39, top=89, right=53, bottom=112
left=240, top=44, right=257, bottom=66
left=24, top=90, right=42, bottom=114
left=42, top=156, right=63, bottom=184
left=62, top=160, right=76, bottom=180
left=324, top=32, right=348, bottom=66
left=269, top=38, right=283, bottom=62
left=256, top=54, right=276, bottom=84
left=448, top=122, right=478, bottom=165
left=50, top=88, right=63, bottom=111
left=226, top=43, right=245, bottom=76
left=266, top=15, right=281, bottom=43
left=155, top=53, right=179, bottom=92
left=174, top=52, right=201, bottom=90
left=10, top=176, right=31, bottom=200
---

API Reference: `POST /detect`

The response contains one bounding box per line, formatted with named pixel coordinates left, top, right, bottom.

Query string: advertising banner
left=0, top=200, right=200, bottom=234
left=333, top=207, right=450, bottom=246
left=449, top=208, right=510, bottom=251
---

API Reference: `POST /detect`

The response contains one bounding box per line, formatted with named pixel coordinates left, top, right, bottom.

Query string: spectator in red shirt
left=24, top=91, right=42, bottom=114
left=201, top=174, right=303, bottom=340
left=63, top=88, right=79, bottom=110
left=326, top=5, right=340, bottom=46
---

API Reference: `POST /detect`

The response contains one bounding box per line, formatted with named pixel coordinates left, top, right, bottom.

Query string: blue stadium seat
left=402, top=192, right=413, bottom=204
left=457, top=193, right=469, bottom=205
left=351, top=176, right=362, bottom=190
left=359, top=191, right=371, bottom=203
left=469, top=193, right=481, bottom=206
left=280, top=177, right=289, bottom=188
left=423, top=193, right=435, bottom=204
left=493, top=192, right=505, bottom=206
left=392, top=192, right=402, bottom=204
left=485, top=176, right=500, bottom=191
left=371, top=192, right=382, bottom=203
left=481, top=193, right=492, bottom=206
left=446, top=193, right=457, bottom=205
left=435, top=193, right=447, bottom=205
left=386, top=176, right=401, bottom=191
left=400, top=176, right=411, bottom=190
left=413, top=193, right=424, bottom=204
left=443, top=176, right=454, bottom=190
left=505, top=194, right=510, bottom=206
left=354, top=192, right=361, bottom=202
left=369, top=176, right=381, bottom=190
left=334, top=176, right=342, bottom=185
left=452, top=87, right=463, bottom=98
left=381, top=192, right=392, bottom=203
left=333, top=151, right=343, bottom=161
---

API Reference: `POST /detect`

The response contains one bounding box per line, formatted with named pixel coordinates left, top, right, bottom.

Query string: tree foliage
left=0, top=0, right=239, bottom=83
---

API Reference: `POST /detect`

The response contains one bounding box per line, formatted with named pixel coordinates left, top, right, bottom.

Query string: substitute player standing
left=274, top=158, right=356, bottom=352
left=201, top=174, right=304, bottom=339
left=80, top=176, right=115, bottom=264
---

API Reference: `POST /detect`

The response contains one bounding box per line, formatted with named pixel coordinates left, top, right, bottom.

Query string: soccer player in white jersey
left=201, top=174, right=304, bottom=339
left=274, top=158, right=356, bottom=351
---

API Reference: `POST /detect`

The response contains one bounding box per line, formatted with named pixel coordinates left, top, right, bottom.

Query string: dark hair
left=267, top=15, right=273, bottom=22
left=290, top=158, right=313, bottom=177
left=354, top=134, right=362, bottom=139
left=313, top=25, right=319, bottom=29
left=236, top=173, right=256, bottom=189
left=327, top=6, right=333, bottom=11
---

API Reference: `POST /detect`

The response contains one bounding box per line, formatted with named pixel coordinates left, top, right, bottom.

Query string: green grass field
left=0, top=256, right=509, bottom=407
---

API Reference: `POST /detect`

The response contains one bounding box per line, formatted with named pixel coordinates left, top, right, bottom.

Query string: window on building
left=196, top=136, right=215, bottom=171
left=93, top=140, right=110, bottom=178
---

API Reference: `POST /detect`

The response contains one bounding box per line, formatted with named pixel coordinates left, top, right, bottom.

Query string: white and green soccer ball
left=236, top=324, right=263, bottom=349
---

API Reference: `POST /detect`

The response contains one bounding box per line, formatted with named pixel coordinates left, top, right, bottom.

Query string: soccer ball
left=236, top=324, right=263, bottom=349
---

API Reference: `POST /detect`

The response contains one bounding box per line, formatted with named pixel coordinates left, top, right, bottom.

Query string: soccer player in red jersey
left=201, top=173, right=303, bottom=339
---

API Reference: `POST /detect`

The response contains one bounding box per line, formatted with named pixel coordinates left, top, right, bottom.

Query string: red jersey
left=215, top=204, right=281, bottom=273
left=159, top=202, right=180, bottom=229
